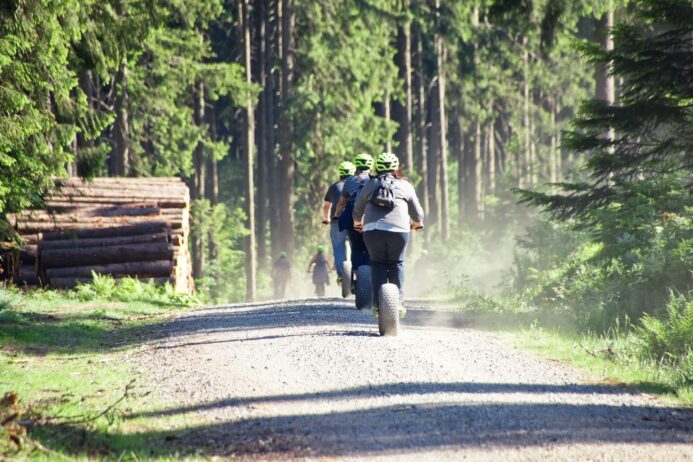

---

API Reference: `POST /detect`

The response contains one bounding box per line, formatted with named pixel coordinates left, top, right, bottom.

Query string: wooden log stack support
left=3, top=178, right=192, bottom=293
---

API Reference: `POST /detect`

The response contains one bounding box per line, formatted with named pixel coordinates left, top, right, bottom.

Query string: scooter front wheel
left=378, top=283, right=400, bottom=336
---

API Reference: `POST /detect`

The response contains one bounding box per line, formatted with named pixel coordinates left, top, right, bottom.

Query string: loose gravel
left=133, top=298, right=693, bottom=461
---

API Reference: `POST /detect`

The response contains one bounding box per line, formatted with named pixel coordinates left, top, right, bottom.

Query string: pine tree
left=518, top=0, right=692, bottom=252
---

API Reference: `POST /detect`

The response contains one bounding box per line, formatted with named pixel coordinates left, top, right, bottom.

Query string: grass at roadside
left=460, top=307, right=693, bottom=406
left=0, top=283, right=210, bottom=461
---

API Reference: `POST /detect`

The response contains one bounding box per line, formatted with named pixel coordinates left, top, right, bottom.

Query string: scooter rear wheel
left=341, top=261, right=352, bottom=298
left=378, top=283, right=400, bottom=336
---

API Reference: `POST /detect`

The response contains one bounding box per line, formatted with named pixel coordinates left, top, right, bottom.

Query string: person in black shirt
left=321, top=161, right=355, bottom=282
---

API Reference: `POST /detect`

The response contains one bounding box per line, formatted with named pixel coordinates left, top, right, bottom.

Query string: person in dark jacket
left=272, top=252, right=292, bottom=299
left=332, top=153, right=374, bottom=286
left=307, top=245, right=331, bottom=296
left=352, top=152, right=424, bottom=311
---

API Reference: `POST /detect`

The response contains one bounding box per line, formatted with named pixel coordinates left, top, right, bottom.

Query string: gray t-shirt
left=324, top=180, right=345, bottom=218
left=353, top=175, right=424, bottom=232
left=341, top=171, right=370, bottom=202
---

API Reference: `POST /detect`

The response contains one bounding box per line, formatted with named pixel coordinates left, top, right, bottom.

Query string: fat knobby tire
left=355, top=265, right=372, bottom=310
left=341, top=261, right=352, bottom=298
left=378, top=283, right=400, bottom=336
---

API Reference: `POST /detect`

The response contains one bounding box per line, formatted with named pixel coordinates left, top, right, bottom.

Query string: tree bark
left=595, top=2, right=615, bottom=152
left=112, top=62, right=130, bottom=177
left=473, top=117, right=483, bottom=222
left=39, top=233, right=168, bottom=251
left=256, top=0, right=269, bottom=269
left=191, top=80, right=206, bottom=280
left=278, top=0, right=295, bottom=259
left=427, top=86, right=439, bottom=231
left=49, top=277, right=173, bottom=289
left=45, top=260, right=172, bottom=279
left=413, top=27, right=429, bottom=222
left=485, top=99, right=496, bottom=195
left=454, top=114, right=465, bottom=229
left=393, top=8, right=413, bottom=173
left=522, top=36, right=531, bottom=187
left=268, top=0, right=281, bottom=262
left=242, top=0, right=257, bottom=302
left=41, top=222, right=169, bottom=241
left=41, top=242, right=173, bottom=268
left=434, top=0, right=449, bottom=240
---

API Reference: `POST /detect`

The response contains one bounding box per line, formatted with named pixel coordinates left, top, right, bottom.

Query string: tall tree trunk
left=268, top=0, right=281, bottom=262
left=256, top=0, right=268, bottom=269
left=433, top=0, right=449, bottom=239
left=454, top=114, right=465, bottom=229
left=384, top=95, right=392, bottom=153
left=191, top=81, right=206, bottom=281
left=473, top=117, right=483, bottom=222
left=278, top=0, right=295, bottom=259
left=595, top=2, right=615, bottom=152
left=242, top=0, right=256, bottom=301
left=112, top=62, right=130, bottom=177
left=522, top=37, right=531, bottom=187
left=485, top=99, right=495, bottom=195
left=394, top=5, right=413, bottom=173
left=413, top=27, right=429, bottom=239
left=427, top=88, right=439, bottom=232
left=549, top=97, right=558, bottom=184
left=206, top=104, right=220, bottom=286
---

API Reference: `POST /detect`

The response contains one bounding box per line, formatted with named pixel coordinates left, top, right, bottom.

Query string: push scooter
left=374, top=222, right=424, bottom=336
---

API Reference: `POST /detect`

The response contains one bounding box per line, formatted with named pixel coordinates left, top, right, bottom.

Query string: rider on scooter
left=321, top=161, right=356, bottom=283
left=352, top=152, right=424, bottom=312
left=333, top=153, right=374, bottom=285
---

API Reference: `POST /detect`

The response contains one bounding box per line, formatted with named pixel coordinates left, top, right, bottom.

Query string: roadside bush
left=635, top=292, right=693, bottom=364
left=509, top=210, right=692, bottom=332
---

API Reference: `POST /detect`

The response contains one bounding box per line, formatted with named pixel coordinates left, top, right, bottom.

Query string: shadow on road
left=127, top=381, right=654, bottom=420
left=35, top=398, right=693, bottom=459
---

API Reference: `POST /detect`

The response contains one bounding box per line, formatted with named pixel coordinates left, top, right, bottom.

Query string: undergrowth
left=0, top=278, right=199, bottom=460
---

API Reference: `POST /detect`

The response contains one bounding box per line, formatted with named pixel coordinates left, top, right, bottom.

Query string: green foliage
left=513, top=0, right=693, bottom=334
left=0, top=0, right=83, bottom=212
left=70, top=273, right=198, bottom=307
left=190, top=199, right=248, bottom=303
left=636, top=292, right=693, bottom=364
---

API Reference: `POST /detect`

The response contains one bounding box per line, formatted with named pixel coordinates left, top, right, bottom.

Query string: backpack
left=369, top=174, right=397, bottom=211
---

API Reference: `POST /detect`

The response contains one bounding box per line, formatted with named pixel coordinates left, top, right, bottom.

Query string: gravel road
left=133, top=298, right=693, bottom=461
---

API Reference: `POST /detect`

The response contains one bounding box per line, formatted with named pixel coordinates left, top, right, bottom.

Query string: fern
left=635, top=291, right=693, bottom=361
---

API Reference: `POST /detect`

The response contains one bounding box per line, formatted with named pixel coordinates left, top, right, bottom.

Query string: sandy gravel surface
left=132, top=298, right=693, bottom=461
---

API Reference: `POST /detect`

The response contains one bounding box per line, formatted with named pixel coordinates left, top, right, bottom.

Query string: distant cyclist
left=307, top=245, right=331, bottom=297
left=333, top=153, right=374, bottom=278
left=272, top=252, right=292, bottom=299
left=321, top=161, right=356, bottom=283
left=352, top=152, right=424, bottom=311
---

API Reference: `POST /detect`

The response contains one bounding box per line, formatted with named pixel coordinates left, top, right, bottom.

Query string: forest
left=1, top=0, right=691, bottom=358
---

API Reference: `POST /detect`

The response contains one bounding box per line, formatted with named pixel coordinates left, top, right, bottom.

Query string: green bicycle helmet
left=338, top=161, right=356, bottom=177
left=317, top=245, right=325, bottom=254
left=375, top=152, right=399, bottom=173
left=353, top=153, right=374, bottom=170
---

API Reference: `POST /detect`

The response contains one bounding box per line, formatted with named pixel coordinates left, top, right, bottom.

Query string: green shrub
left=69, top=273, right=198, bottom=307
left=635, top=292, right=693, bottom=363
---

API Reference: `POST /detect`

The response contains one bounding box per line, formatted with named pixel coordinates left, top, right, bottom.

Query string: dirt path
left=133, top=299, right=693, bottom=461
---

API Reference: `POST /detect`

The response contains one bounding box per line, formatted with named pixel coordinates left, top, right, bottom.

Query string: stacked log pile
left=4, top=178, right=192, bottom=293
